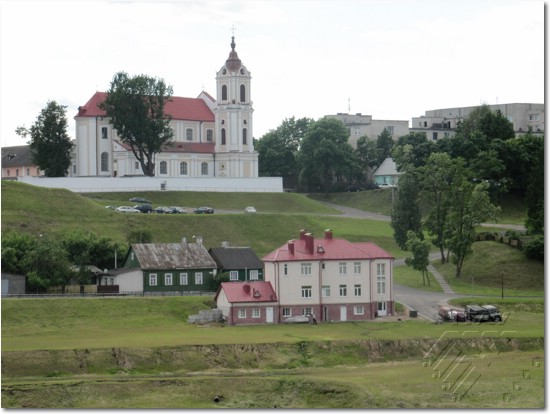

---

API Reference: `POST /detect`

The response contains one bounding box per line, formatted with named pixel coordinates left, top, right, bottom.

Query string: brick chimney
left=299, top=229, right=307, bottom=240
left=288, top=240, right=295, bottom=255
left=324, top=229, right=333, bottom=240
left=243, top=283, right=251, bottom=294
left=305, top=233, right=314, bottom=254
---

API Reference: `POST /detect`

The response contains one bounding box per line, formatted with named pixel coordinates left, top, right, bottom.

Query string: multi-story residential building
left=73, top=36, right=258, bottom=178
left=1, top=145, right=42, bottom=179
left=325, top=113, right=409, bottom=148
left=262, top=229, right=394, bottom=323
left=410, top=103, right=544, bottom=141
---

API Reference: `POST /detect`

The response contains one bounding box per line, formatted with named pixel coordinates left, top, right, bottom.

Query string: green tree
left=256, top=117, right=312, bottom=189
left=391, top=169, right=423, bottom=250
left=15, top=101, right=73, bottom=177
left=446, top=181, right=499, bottom=278
left=392, top=132, right=435, bottom=170
left=1, top=232, right=37, bottom=275
left=405, top=231, right=431, bottom=286
left=355, top=136, right=378, bottom=187
left=99, top=72, right=174, bottom=176
left=524, top=137, right=544, bottom=234
left=375, top=128, right=394, bottom=166
left=62, top=230, right=125, bottom=271
left=298, top=117, right=353, bottom=193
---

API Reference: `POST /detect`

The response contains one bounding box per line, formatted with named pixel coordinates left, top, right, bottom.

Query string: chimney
left=222, top=241, right=230, bottom=248
left=324, top=229, right=333, bottom=240
left=182, top=237, right=187, bottom=244
left=243, top=283, right=251, bottom=294
left=196, top=236, right=203, bottom=246
left=299, top=229, right=307, bottom=240
left=288, top=240, right=295, bottom=255
left=305, top=233, right=314, bottom=254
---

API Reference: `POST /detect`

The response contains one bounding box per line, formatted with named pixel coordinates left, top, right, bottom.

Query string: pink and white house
left=262, top=229, right=394, bottom=323
left=215, top=281, right=278, bottom=325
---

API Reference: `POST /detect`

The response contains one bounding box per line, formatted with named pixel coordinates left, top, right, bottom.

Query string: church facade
left=73, top=37, right=258, bottom=179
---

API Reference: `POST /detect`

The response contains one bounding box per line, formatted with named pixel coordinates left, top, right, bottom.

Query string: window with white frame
left=201, top=162, right=208, bottom=175
left=377, top=263, right=386, bottom=294
left=229, top=270, right=239, bottom=281
left=180, top=162, right=188, bottom=175
left=180, top=273, right=188, bottom=285
left=339, top=284, right=347, bottom=297
left=386, top=126, right=394, bottom=135
left=186, top=128, right=193, bottom=141
left=195, top=273, right=203, bottom=285
left=238, top=309, right=246, bottom=318
left=302, top=308, right=312, bottom=316
left=149, top=274, right=157, bottom=286
left=252, top=308, right=260, bottom=318
left=301, top=263, right=312, bottom=276
left=322, top=285, right=330, bottom=297
left=354, top=262, right=361, bottom=274
left=354, top=305, right=364, bottom=315
left=249, top=270, right=259, bottom=280
left=301, top=285, right=312, bottom=298
left=160, top=161, right=167, bottom=174
left=282, top=308, right=291, bottom=317
left=339, top=262, right=347, bottom=275
left=354, top=284, right=362, bottom=297
left=165, top=273, right=173, bottom=286
left=206, top=129, right=213, bottom=142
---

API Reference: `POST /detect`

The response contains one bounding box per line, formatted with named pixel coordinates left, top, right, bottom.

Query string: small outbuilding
left=215, top=281, right=278, bottom=325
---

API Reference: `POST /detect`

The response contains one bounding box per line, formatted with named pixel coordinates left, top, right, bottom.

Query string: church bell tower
left=214, top=36, right=257, bottom=178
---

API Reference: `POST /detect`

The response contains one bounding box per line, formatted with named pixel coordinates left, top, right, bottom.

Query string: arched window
left=222, top=85, right=227, bottom=101
left=206, top=129, right=213, bottom=142
left=240, top=84, right=246, bottom=102
left=100, top=152, right=109, bottom=172
left=201, top=162, right=208, bottom=175
left=242, top=128, right=247, bottom=145
left=221, top=128, right=226, bottom=145
left=180, top=162, right=188, bottom=175
left=160, top=161, right=167, bottom=175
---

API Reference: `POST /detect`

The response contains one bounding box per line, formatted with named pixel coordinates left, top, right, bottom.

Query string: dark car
left=169, top=206, right=188, bottom=214
left=130, top=197, right=152, bottom=204
left=482, top=305, right=502, bottom=322
left=134, top=204, right=153, bottom=213
left=154, top=206, right=173, bottom=214
left=194, top=207, right=214, bottom=214
left=465, top=305, right=491, bottom=322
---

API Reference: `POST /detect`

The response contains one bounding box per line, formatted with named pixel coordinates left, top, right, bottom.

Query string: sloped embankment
left=2, top=337, right=543, bottom=378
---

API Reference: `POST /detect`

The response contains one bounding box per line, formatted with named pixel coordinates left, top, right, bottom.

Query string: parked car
left=449, top=309, right=466, bottom=322
left=378, top=183, right=396, bottom=189
left=116, top=206, right=140, bottom=213
left=346, top=185, right=360, bottom=192
left=134, top=204, right=153, bottom=213
left=244, top=206, right=257, bottom=214
left=154, top=206, right=173, bottom=214
left=482, top=305, right=502, bottom=322
left=169, top=206, right=188, bottom=214
left=129, top=197, right=151, bottom=204
left=194, top=207, right=214, bottom=214
left=465, top=305, right=491, bottom=322
left=105, top=205, right=117, bottom=210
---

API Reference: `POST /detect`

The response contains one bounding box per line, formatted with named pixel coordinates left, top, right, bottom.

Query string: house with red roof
left=262, top=229, right=394, bottom=323
left=215, top=281, right=278, bottom=325
left=73, top=36, right=258, bottom=179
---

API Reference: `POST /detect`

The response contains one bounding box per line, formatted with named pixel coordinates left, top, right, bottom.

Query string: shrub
left=523, top=235, right=544, bottom=261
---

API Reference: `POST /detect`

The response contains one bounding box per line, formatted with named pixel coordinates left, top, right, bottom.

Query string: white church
left=74, top=36, right=258, bottom=180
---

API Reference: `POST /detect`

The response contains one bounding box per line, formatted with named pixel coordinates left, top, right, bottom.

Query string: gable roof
left=262, top=230, right=394, bottom=262
left=1, top=145, right=35, bottom=168
left=215, top=281, right=277, bottom=303
left=76, top=91, right=215, bottom=122
left=131, top=242, right=216, bottom=270
left=209, top=246, right=263, bottom=270
left=373, top=157, right=401, bottom=177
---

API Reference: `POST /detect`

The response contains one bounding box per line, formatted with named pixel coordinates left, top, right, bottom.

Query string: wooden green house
left=208, top=244, right=264, bottom=282
left=123, top=238, right=218, bottom=293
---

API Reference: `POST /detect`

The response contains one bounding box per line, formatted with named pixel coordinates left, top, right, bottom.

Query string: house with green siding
left=208, top=243, right=264, bottom=282
left=123, top=238, right=218, bottom=293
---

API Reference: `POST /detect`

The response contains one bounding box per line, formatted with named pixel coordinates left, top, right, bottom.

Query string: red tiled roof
left=262, top=232, right=394, bottom=262
left=76, top=91, right=215, bottom=122
left=215, top=281, right=277, bottom=303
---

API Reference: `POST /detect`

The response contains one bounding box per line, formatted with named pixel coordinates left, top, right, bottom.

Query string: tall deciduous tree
left=391, top=169, right=423, bottom=250
left=16, top=101, right=73, bottom=177
left=355, top=136, right=378, bottom=188
left=405, top=231, right=431, bottom=286
left=446, top=181, right=499, bottom=278
left=298, top=117, right=353, bottom=193
left=99, top=72, right=174, bottom=176
left=375, top=128, right=394, bottom=166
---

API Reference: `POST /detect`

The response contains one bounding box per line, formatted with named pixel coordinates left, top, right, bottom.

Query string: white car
left=244, top=206, right=257, bottom=214
left=116, top=206, right=140, bottom=213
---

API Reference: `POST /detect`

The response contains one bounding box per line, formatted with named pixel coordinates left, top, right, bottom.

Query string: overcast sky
left=0, top=0, right=544, bottom=148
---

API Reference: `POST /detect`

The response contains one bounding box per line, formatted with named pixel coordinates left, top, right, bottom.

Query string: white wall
left=18, top=176, right=283, bottom=193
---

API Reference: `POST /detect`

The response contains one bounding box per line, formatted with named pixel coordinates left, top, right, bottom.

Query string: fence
left=2, top=291, right=216, bottom=299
